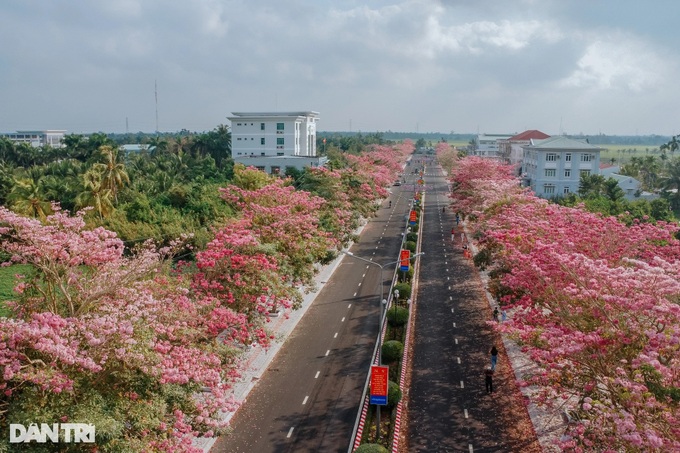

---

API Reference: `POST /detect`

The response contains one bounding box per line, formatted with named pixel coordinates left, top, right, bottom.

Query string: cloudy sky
left=2, top=0, right=679, bottom=136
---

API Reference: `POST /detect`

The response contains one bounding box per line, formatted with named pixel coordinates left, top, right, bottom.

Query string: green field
left=598, top=144, right=664, bottom=165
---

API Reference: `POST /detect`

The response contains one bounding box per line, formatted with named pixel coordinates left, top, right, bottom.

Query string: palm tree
left=76, top=168, right=114, bottom=220
left=7, top=176, right=52, bottom=220
left=92, top=145, right=129, bottom=204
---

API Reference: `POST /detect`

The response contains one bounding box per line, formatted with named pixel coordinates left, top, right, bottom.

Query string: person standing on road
left=490, top=345, right=498, bottom=371
left=455, top=213, right=460, bottom=226
left=485, top=367, right=494, bottom=393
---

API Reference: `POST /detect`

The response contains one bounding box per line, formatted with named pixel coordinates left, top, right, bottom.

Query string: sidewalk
left=196, top=221, right=367, bottom=452
left=465, top=228, right=563, bottom=452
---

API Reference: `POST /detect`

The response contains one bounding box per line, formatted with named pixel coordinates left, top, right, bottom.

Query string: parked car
left=393, top=180, right=402, bottom=186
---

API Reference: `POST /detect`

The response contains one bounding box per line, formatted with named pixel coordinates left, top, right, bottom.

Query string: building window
left=544, top=185, right=555, bottom=194
left=277, top=123, right=284, bottom=131
left=581, top=154, right=593, bottom=162
left=261, top=138, right=265, bottom=145
left=277, top=152, right=284, bottom=156
left=277, top=138, right=284, bottom=145
left=261, top=123, right=265, bottom=130
left=546, top=153, right=558, bottom=161
left=255, top=166, right=265, bottom=172
left=564, top=169, right=571, bottom=178
left=565, top=153, right=572, bottom=162
left=580, top=169, right=591, bottom=177
left=271, top=166, right=281, bottom=175
left=545, top=169, right=556, bottom=177
left=260, top=152, right=265, bottom=156
left=563, top=187, right=570, bottom=194
left=237, top=137, right=242, bottom=140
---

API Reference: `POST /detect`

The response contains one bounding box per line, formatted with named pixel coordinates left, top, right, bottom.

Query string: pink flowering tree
left=221, top=169, right=335, bottom=289
left=449, top=157, right=680, bottom=451
left=0, top=206, right=242, bottom=452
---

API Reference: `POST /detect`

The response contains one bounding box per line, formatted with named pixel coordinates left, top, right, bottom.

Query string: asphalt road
left=211, top=172, right=417, bottom=453
left=405, top=161, right=539, bottom=452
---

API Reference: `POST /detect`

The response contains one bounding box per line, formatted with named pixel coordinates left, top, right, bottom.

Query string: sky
left=1, top=0, right=680, bottom=136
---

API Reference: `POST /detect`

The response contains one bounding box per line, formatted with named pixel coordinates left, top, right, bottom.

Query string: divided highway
left=211, top=172, right=417, bottom=452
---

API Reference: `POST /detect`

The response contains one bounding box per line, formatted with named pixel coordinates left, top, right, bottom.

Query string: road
left=405, top=160, right=541, bottom=452
left=211, top=172, right=417, bottom=453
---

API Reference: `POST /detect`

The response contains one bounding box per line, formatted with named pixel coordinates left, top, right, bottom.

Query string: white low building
left=229, top=111, right=327, bottom=174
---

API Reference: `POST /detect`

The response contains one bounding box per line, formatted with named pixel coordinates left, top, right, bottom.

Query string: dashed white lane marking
left=447, top=276, right=450, bottom=280
left=353, top=292, right=357, bottom=297
left=366, top=265, right=369, bottom=269
left=341, top=317, right=345, bottom=322
left=315, top=371, right=320, bottom=378
left=460, top=381, right=464, bottom=388
left=448, top=286, right=451, bottom=290
left=348, top=304, right=352, bottom=308
left=469, top=444, right=474, bottom=452
left=325, top=350, right=330, bottom=356
left=451, top=308, right=454, bottom=313
left=457, top=357, right=461, bottom=364
left=455, top=338, right=458, bottom=345
left=334, top=332, right=338, bottom=338
left=450, top=296, right=453, bottom=301
left=358, top=282, right=362, bottom=287
left=287, top=427, right=294, bottom=438
left=302, top=396, right=309, bottom=405
left=362, top=273, right=366, bottom=278
left=464, top=409, right=469, bottom=419
left=453, top=322, right=456, bottom=327
left=446, top=269, right=449, bottom=272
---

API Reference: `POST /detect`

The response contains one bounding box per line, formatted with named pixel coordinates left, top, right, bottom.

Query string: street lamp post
left=342, top=250, right=424, bottom=442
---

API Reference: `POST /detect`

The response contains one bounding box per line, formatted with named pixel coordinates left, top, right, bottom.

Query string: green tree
left=92, top=145, right=129, bottom=203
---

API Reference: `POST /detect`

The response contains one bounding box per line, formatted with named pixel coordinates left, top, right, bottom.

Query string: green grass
left=599, top=145, right=664, bottom=165
left=0, top=264, right=32, bottom=317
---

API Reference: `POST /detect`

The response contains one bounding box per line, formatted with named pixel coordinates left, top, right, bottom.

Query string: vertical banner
left=409, top=210, right=417, bottom=225
left=400, top=249, right=411, bottom=271
left=369, top=365, right=389, bottom=405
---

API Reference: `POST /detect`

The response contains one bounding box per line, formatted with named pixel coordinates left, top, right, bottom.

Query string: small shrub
left=355, top=443, right=389, bottom=453
left=386, top=306, right=409, bottom=327
left=406, top=232, right=418, bottom=242
left=393, top=282, right=411, bottom=299
left=404, top=241, right=417, bottom=253
left=382, top=340, right=404, bottom=363
left=387, top=381, right=402, bottom=409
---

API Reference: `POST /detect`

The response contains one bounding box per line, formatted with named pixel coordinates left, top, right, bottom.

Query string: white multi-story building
left=498, top=130, right=550, bottom=168
left=522, top=136, right=602, bottom=198
left=228, top=111, right=327, bottom=174
left=472, top=133, right=513, bottom=158
left=1, top=130, right=66, bottom=147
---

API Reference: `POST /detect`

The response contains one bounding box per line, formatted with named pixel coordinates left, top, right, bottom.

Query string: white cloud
left=560, top=37, right=667, bottom=92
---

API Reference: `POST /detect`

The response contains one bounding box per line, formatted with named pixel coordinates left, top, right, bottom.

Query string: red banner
left=400, top=249, right=411, bottom=271
left=370, top=365, right=389, bottom=405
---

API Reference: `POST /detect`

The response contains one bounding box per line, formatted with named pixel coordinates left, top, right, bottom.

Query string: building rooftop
left=230, top=111, right=319, bottom=118
left=525, top=135, right=603, bottom=151
left=508, top=130, right=550, bottom=141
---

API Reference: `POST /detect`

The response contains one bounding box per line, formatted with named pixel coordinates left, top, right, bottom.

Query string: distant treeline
left=101, top=130, right=671, bottom=147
